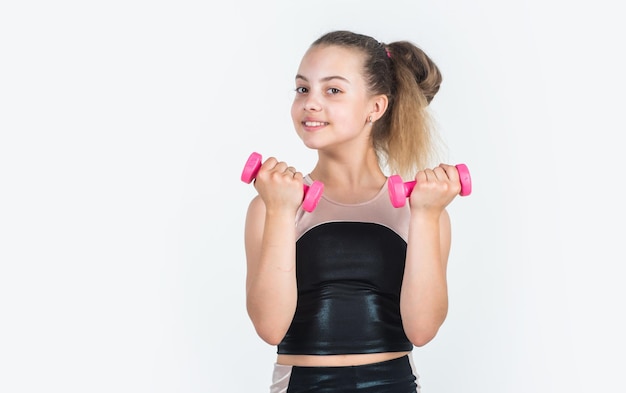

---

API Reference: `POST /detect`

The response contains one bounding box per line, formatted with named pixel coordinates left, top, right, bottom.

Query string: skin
left=244, top=44, right=461, bottom=367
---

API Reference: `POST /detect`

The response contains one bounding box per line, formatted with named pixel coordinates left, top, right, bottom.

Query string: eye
left=327, top=87, right=341, bottom=95
left=295, top=86, right=308, bottom=94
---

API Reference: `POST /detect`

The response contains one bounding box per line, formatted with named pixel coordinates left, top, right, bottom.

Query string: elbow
left=246, top=295, right=295, bottom=346
left=407, top=330, right=438, bottom=347
left=404, top=318, right=446, bottom=347
left=256, top=327, right=286, bottom=346
left=247, top=309, right=288, bottom=345
left=402, top=304, right=448, bottom=347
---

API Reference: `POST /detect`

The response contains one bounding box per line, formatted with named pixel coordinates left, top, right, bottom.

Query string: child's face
left=291, top=45, right=375, bottom=151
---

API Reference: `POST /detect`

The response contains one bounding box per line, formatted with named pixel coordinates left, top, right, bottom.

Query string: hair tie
left=385, top=48, right=391, bottom=58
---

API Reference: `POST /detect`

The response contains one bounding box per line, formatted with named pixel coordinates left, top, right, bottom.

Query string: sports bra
left=277, top=176, right=414, bottom=355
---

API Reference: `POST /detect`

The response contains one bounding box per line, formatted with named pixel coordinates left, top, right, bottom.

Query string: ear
left=369, top=94, right=389, bottom=122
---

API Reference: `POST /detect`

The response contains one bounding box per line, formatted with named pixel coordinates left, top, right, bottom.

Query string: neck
left=309, top=148, right=387, bottom=203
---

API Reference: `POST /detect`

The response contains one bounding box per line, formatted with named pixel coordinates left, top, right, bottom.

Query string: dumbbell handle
left=241, top=152, right=324, bottom=212
left=388, top=163, right=472, bottom=208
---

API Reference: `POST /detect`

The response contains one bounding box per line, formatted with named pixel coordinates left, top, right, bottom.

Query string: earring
left=369, top=116, right=373, bottom=124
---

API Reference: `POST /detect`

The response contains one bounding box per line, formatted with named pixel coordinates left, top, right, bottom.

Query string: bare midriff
left=276, top=351, right=411, bottom=367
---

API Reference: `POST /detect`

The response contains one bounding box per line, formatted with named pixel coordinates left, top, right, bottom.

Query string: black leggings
left=274, top=355, right=418, bottom=393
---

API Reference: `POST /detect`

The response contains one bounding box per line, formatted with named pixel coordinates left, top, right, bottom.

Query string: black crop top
left=277, top=176, right=414, bottom=355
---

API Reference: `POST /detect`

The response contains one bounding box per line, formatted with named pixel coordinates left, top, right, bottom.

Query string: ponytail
left=311, top=31, right=444, bottom=178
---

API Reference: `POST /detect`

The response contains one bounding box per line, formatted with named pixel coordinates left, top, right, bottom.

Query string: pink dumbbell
left=388, top=163, right=472, bottom=208
left=241, top=152, right=324, bottom=212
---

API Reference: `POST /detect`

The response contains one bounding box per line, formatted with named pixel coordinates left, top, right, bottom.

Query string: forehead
left=297, top=45, right=366, bottom=81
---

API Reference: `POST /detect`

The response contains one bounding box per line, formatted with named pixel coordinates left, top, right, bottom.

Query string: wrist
left=409, top=209, right=442, bottom=226
left=264, top=207, right=297, bottom=221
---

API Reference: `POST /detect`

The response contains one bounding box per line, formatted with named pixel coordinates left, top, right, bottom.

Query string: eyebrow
left=295, top=74, right=351, bottom=83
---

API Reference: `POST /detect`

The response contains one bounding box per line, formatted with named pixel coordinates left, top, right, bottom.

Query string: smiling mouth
left=303, top=121, right=328, bottom=127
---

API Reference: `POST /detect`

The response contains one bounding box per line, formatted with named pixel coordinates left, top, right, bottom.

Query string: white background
left=1, top=1, right=624, bottom=392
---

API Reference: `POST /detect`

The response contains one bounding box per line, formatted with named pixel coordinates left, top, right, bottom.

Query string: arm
left=243, top=158, right=302, bottom=345
left=400, top=209, right=451, bottom=346
left=400, top=164, right=459, bottom=346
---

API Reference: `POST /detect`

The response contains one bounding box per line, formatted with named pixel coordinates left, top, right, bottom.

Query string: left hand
left=408, top=164, right=462, bottom=214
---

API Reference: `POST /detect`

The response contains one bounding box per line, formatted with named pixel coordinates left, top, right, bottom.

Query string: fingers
left=417, top=164, right=459, bottom=180
left=285, top=166, right=298, bottom=176
left=253, top=157, right=305, bottom=212
left=438, top=163, right=460, bottom=183
left=414, top=164, right=462, bottom=195
left=415, top=167, right=444, bottom=183
left=259, top=157, right=303, bottom=179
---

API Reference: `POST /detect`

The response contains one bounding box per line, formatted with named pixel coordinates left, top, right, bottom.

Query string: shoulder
left=245, top=195, right=266, bottom=226
left=244, top=196, right=267, bottom=258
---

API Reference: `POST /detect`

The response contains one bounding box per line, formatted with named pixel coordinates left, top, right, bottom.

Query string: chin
left=297, top=133, right=319, bottom=148
left=300, top=138, right=327, bottom=150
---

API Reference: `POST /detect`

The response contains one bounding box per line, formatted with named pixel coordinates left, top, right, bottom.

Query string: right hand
left=253, top=157, right=304, bottom=214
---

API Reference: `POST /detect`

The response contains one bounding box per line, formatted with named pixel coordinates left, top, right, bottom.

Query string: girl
left=244, top=30, right=462, bottom=393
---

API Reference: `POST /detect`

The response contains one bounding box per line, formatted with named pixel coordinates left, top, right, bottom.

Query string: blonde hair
left=311, top=31, right=444, bottom=178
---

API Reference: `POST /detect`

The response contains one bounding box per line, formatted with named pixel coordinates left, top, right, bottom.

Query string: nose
left=303, top=93, right=321, bottom=112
